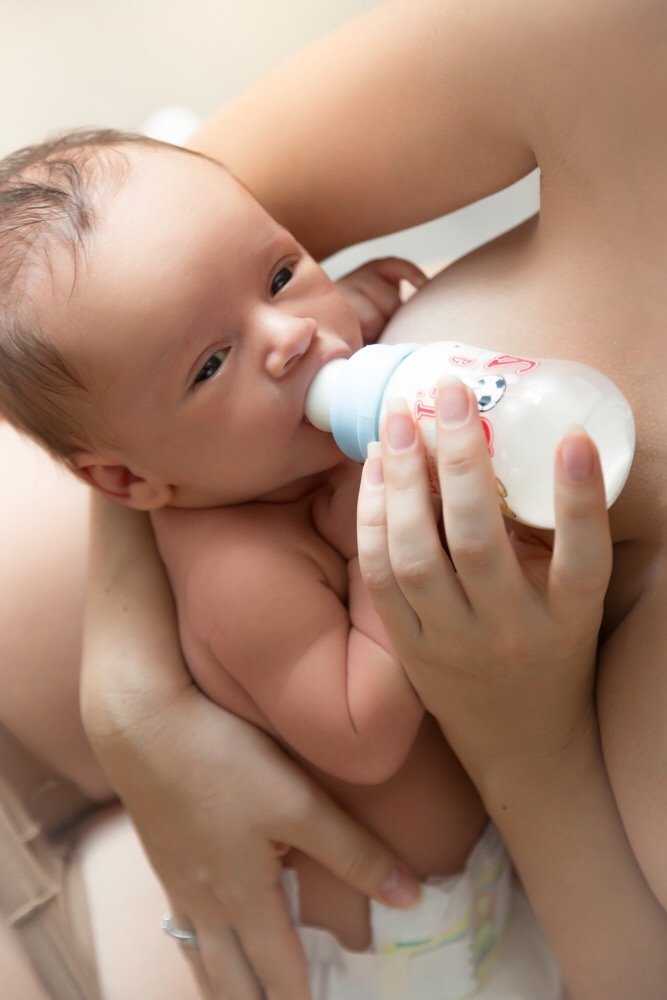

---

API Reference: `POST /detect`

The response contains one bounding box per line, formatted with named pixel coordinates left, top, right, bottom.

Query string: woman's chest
left=382, top=216, right=667, bottom=547
left=382, top=216, right=667, bottom=626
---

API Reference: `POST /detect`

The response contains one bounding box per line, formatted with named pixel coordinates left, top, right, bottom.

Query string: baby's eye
left=193, top=348, right=230, bottom=387
left=271, top=265, right=293, bottom=296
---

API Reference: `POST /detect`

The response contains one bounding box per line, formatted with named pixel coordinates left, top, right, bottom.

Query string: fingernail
left=379, top=866, right=422, bottom=908
left=561, top=431, right=594, bottom=481
left=438, top=376, right=470, bottom=427
left=386, top=398, right=415, bottom=451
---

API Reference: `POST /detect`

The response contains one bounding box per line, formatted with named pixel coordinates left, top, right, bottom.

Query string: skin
left=43, top=148, right=363, bottom=509
left=38, top=141, right=485, bottom=952
left=357, top=385, right=667, bottom=1000
left=4, top=0, right=667, bottom=997
left=162, top=0, right=667, bottom=991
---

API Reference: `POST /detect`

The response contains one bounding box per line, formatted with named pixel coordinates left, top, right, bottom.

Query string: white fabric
left=280, top=824, right=561, bottom=1000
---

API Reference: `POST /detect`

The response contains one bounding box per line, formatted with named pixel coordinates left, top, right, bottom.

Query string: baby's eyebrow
left=148, top=289, right=218, bottom=400
left=163, top=226, right=294, bottom=395
left=256, top=227, right=294, bottom=260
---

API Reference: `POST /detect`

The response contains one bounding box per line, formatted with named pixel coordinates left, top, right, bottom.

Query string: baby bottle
left=305, top=341, right=635, bottom=529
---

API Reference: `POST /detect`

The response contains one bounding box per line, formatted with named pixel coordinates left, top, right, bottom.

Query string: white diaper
left=280, top=823, right=562, bottom=1000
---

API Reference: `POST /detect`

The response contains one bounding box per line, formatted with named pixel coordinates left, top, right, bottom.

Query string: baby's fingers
left=549, top=429, right=613, bottom=620
left=365, top=256, right=428, bottom=291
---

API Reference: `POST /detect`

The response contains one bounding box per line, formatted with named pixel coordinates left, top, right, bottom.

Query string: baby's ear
left=70, top=453, right=172, bottom=510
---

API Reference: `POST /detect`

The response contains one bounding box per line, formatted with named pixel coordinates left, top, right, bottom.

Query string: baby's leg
left=0, top=423, right=112, bottom=802
left=291, top=714, right=487, bottom=952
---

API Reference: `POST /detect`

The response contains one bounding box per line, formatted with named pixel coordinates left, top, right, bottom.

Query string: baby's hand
left=337, top=257, right=427, bottom=343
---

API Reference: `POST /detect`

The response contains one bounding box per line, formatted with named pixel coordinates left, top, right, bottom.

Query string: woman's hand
left=81, top=494, right=421, bottom=1000
left=91, top=685, right=423, bottom=1000
left=356, top=376, right=613, bottom=791
left=357, top=383, right=667, bottom=1000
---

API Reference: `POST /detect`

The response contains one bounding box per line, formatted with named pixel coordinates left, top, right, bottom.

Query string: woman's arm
left=356, top=385, right=667, bottom=1000
left=189, top=0, right=537, bottom=258
left=80, top=493, right=422, bottom=1000
left=596, top=558, right=667, bottom=912
left=189, top=0, right=663, bottom=262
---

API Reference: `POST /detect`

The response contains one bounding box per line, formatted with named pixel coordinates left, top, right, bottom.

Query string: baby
left=0, top=131, right=536, bottom=998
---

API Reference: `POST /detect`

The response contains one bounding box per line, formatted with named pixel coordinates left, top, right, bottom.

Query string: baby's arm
left=311, top=468, right=399, bottom=657
left=186, top=525, right=423, bottom=785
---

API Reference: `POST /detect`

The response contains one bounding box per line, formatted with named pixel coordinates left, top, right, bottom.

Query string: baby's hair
left=0, top=127, right=205, bottom=469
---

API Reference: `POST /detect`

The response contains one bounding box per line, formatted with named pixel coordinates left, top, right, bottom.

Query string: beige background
left=0, top=0, right=539, bottom=272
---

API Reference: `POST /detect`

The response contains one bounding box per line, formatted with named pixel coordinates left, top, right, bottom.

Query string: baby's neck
left=256, top=464, right=343, bottom=505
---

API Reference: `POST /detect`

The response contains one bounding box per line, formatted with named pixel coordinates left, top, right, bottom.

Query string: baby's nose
left=265, top=316, right=317, bottom=378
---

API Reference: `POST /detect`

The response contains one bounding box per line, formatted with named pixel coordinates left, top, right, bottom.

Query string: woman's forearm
left=80, top=493, right=191, bottom=750
left=481, top=720, right=667, bottom=1000
left=189, top=0, right=536, bottom=260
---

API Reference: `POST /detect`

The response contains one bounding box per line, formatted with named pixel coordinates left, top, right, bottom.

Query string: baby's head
left=0, top=129, right=362, bottom=508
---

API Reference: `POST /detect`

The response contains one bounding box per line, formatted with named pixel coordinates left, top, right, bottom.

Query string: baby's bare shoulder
left=177, top=497, right=349, bottom=608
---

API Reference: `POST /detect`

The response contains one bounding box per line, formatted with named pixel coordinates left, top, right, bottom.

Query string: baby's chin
left=165, top=425, right=347, bottom=507
left=256, top=462, right=346, bottom=505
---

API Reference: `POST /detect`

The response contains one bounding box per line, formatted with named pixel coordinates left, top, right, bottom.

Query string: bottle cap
left=330, top=343, right=417, bottom=460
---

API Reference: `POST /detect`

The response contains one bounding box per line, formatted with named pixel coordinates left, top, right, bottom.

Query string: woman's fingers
left=358, top=418, right=459, bottom=646
left=166, top=897, right=264, bottom=1000
left=162, top=905, right=218, bottom=999
left=549, top=428, right=613, bottom=619
left=225, top=885, right=311, bottom=1000
left=378, top=399, right=466, bottom=628
left=279, top=761, right=421, bottom=910
left=170, top=887, right=310, bottom=1000
left=197, top=927, right=263, bottom=1000
left=357, top=441, right=421, bottom=640
left=434, top=377, right=523, bottom=618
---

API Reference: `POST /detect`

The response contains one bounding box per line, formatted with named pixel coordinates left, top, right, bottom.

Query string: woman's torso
left=382, top=204, right=667, bottom=631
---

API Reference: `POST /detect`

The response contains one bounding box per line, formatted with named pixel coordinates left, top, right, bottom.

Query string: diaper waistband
left=373, top=822, right=510, bottom=966
left=282, top=822, right=512, bottom=1000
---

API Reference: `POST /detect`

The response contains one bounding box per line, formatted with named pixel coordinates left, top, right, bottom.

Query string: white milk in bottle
left=305, top=341, right=635, bottom=529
